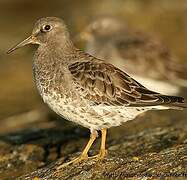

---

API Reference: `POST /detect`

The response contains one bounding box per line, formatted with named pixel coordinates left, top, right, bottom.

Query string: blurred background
left=0, top=0, right=187, bottom=178
left=1, top=0, right=187, bottom=121
left=0, top=0, right=187, bottom=137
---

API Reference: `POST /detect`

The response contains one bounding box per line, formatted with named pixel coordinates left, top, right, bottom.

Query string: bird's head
left=7, top=17, right=70, bottom=54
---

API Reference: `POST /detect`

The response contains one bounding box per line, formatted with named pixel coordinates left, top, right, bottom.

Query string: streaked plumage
left=80, top=15, right=187, bottom=95
left=7, top=17, right=187, bottom=167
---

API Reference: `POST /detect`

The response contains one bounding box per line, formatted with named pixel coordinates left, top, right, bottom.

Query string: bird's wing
left=68, top=58, right=186, bottom=108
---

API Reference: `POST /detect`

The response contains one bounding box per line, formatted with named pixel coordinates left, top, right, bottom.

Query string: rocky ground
left=0, top=109, right=186, bottom=179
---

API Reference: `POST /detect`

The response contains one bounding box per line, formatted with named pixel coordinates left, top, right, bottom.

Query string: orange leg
left=57, top=130, right=97, bottom=169
left=98, top=128, right=108, bottom=158
left=92, top=128, right=108, bottom=159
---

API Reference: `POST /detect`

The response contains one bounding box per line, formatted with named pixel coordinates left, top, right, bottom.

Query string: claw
left=57, top=154, right=88, bottom=169
left=91, top=149, right=108, bottom=160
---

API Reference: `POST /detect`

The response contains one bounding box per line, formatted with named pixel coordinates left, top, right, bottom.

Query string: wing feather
left=69, top=58, right=186, bottom=108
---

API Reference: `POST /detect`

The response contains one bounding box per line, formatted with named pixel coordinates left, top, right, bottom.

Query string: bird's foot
left=56, top=154, right=88, bottom=170
left=92, top=149, right=108, bottom=160
left=56, top=149, right=107, bottom=170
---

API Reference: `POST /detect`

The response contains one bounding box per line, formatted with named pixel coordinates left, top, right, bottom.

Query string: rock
left=0, top=113, right=186, bottom=180
left=18, top=126, right=187, bottom=180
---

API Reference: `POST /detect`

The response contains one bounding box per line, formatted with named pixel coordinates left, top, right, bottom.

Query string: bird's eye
left=41, top=25, right=52, bottom=32
left=44, top=25, right=51, bottom=31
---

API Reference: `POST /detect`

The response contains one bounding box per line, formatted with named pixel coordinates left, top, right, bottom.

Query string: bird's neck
left=50, top=36, right=75, bottom=56
left=36, top=36, right=77, bottom=64
left=33, top=38, right=77, bottom=94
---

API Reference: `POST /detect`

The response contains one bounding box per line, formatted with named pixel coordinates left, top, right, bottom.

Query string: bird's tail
left=160, top=95, right=187, bottom=110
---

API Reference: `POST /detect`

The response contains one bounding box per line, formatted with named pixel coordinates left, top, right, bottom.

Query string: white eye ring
left=41, top=24, right=52, bottom=32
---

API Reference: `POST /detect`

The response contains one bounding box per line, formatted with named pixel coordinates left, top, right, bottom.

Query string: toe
left=57, top=154, right=89, bottom=170
left=99, top=149, right=108, bottom=159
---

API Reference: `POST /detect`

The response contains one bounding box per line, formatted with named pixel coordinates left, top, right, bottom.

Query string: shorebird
left=79, top=15, right=187, bottom=95
left=7, top=17, right=187, bottom=168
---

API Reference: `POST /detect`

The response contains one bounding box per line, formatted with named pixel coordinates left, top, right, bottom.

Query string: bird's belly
left=92, top=105, right=148, bottom=126
left=42, top=93, right=106, bottom=130
left=42, top=92, right=149, bottom=130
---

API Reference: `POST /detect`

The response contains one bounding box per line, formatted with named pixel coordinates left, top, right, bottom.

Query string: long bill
left=7, top=35, right=36, bottom=54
